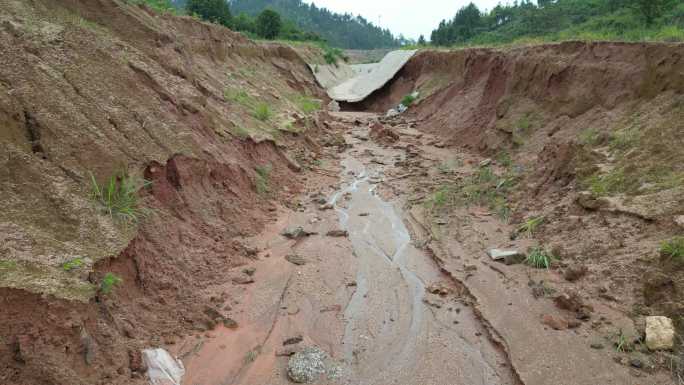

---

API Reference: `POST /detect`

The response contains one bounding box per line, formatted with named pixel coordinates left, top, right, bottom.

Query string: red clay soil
left=0, top=1, right=330, bottom=384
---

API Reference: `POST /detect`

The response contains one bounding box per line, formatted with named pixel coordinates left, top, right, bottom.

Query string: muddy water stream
left=330, top=154, right=516, bottom=385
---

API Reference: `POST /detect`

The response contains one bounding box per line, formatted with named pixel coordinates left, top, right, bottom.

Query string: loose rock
left=487, top=249, right=526, bottom=265
left=645, top=316, right=675, bottom=351
left=541, top=314, right=569, bottom=330
left=287, top=347, right=328, bottom=383
left=285, top=254, right=307, bottom=266
left=326, top=230, right=348, bottom=237
left=281, top=227, right=315, bottom=239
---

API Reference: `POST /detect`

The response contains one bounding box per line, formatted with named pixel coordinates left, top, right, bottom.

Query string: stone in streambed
left=281, top=227, right=316, bottom=239
left=287, top=347, right=328, bottom=383
left=326, top=229, right=348, bottom=237
left=285, top=254, right=307, bottom=266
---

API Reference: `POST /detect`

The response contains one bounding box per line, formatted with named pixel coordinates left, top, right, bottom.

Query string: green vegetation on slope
left=230, top=0, right=400, bottom=49
left=431, top=0, right=684, bottom=46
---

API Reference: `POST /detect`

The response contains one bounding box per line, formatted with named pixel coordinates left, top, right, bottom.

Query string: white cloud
left=303, top=0, right=508, bottom=41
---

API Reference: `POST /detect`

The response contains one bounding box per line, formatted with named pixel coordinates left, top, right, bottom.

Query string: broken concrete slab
left=328, top=50, right=417, bottom=103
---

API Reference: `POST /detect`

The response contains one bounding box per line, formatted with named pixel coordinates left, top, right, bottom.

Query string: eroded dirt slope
left=0, top=1, right=332, bottom=384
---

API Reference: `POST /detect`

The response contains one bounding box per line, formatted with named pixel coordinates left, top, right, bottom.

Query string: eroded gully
left=325, top=119, right=518, bottom=385
left=180, top=113, right=518, bottom=385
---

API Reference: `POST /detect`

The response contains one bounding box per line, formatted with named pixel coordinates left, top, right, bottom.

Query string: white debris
left=142, top=348, right=185, bottom=385
left=487, top=249, right=523, bottom=260
left=386, top=108, right=399, bottom=117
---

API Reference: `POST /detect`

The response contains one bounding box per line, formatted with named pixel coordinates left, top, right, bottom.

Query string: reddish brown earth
left=1, top=1, right=684, bottom=384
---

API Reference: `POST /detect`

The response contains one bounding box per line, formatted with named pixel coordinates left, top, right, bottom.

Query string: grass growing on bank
left=425, top=164, right=518, bottom=221
left=253, top=103, right=272, bottom=121
left=90, top=171, right=150, bottom=223
left=254, top=164, right=272, bottom=195
left=100, top=273, right=122, bottom=295
left=525, top=247, right=555, bottom=269
left=661, top=237, right=684, bottom=260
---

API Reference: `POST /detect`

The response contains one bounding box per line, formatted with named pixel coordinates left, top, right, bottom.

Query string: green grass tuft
left=661, top=237, right=684, bottom=260
left=401, top=94, right=417, bottom=107
left=253, top=103, right=272, bottom=121
left=517, top=216, right=544, bottom=238
left=90, top=171, right=150, bottom=223
left=295, top=95, right=321, bottom=114
left=100, top=273, right=122, bottom=295
left=62, top=258, right=84, bottom=272
left=525, top=247, right=554, bottom=269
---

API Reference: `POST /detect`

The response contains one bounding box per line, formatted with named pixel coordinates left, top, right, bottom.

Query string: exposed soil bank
left=0, top=1, right=329, bottom=384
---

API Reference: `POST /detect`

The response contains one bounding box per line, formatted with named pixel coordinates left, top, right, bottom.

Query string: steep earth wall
left=0, top=1, right=328, bottom=384
left=365, top=42, right=684, bottom=361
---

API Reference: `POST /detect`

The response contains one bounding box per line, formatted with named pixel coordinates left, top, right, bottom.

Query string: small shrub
left=253, top=103, right=272, bottom=121
left=525, top=247, right=554, bottom=269
left=661, top=237, right=684, bottom=260
left=401, top=94, right=417, bottom=106
left=62, top=258, right=84, bottom=272
left=100, top=273, right=123, bottom=295
left=517, top=216, right=544, bottom=238
left=254, top=164, right=272, bottom=195
left=90, top=171, right=151, bottom=223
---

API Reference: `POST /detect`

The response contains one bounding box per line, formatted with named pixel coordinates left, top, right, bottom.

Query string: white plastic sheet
left=142, top=348, right=185, bottom=385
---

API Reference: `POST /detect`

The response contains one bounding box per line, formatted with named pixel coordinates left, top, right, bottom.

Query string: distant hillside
left=430, top=0, right=684, bottom=46
left=230, top=0, right=400, bottom=49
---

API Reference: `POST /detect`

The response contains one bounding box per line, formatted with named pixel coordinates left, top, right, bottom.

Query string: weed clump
left=401, top=93, right=417, bottom=107
left=660, top=237, right=684, bottom=260
left=90, top=171, right=150, bottom=223
left=100, top=273, right=122, bottom=295
left=295, top=95, right=321, bottom=114
left=62, top=258, right=84, bottom=272
left=517, top=216, right=544, bottom=238
left=253, top=103, right=272, bottom=121
left=425, top=165, right=517, bottom=221
left=525, top=247, right=555, bottom=269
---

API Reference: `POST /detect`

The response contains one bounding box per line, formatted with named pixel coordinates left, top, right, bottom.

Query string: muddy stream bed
left=178, top=118, right=518, bottom=385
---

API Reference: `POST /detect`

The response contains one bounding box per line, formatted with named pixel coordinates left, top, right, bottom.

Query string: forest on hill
left=229, top=0, right=401, bottom=49
left=430, top=0, right=684, bottom=46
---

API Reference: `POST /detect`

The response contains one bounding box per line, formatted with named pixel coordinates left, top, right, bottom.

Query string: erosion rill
left=1, top=2, right=684, bottom=385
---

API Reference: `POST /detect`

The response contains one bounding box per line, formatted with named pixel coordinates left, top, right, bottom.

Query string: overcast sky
left=303, top=0, right=508, bottom=41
